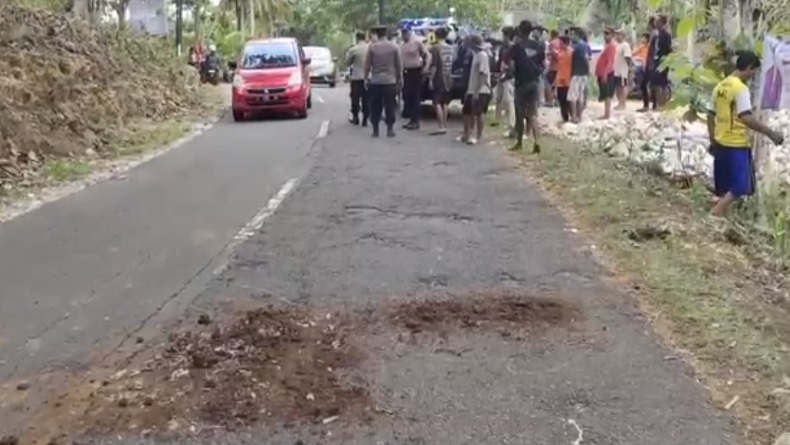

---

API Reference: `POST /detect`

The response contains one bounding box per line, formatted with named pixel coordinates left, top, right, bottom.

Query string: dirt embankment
left=0, top=3, right=208, bottom=179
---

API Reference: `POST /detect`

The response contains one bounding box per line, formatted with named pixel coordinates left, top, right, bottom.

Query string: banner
left=758, top=34, right=790, bottom=110
left=128, top=0, right=169, bottom=37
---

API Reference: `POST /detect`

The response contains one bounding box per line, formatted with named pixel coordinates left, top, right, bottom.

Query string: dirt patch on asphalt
left=389, top=292, right=578, bottom=334
left=67, top=306, right=371, bottom=436
left=19, top=292, right=580, bottom=442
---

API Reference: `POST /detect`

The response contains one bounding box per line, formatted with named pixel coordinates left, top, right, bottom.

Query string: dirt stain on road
left=390, top=291, right=578, bottom=334
left=17, top=292, right=579, bottom=443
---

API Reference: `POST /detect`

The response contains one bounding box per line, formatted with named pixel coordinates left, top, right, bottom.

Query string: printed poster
left=758, top=34, right=790, bottom=110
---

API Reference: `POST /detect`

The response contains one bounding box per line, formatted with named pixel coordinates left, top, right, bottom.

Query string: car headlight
left=288, top=71, right=302, bottom=87
left=233, top=75, right=245, bottom=88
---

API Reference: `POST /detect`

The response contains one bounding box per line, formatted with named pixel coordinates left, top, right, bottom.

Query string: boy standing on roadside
left=493, top=26, right=516, bottom=134
left=613, top=28, right=632, bottom=110
left=554, top=35, right=573, bottom=124
left=461, top=34, right=491, bottom=145
left=506, top=20, right=545, bottom=153
left=428, top=27, right=454, bottom=135
left=651, top=15, right=673, bottom=107
left=567, top=28, right=589, bottom=123
left=708, top=51, right=784, bottom=216
left=545, top=29, right=561, bottom=106
left=595, top=28, right=617, bottom=119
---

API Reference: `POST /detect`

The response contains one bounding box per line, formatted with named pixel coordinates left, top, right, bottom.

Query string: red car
left=231, top=38, right=312, bottom=121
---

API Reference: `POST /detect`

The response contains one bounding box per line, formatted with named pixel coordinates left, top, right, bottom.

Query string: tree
left=107, top=0, right=131, bottom=27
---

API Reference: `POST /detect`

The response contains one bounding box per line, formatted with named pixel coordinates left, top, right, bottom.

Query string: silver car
left=304, top=46, right=337, bottom=88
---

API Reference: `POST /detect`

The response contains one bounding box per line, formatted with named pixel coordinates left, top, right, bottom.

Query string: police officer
left=346, top=31, right=369, bottom=126
left=364, top=25, right=403, bottom=137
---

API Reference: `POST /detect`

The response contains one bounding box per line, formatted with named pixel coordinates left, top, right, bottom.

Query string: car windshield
left=241, top=42, right=297, bottom=69
left=305, top=47, right=331, bottom=61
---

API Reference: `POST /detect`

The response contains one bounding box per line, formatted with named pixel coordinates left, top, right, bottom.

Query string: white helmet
left=208, top=44, right=217, bottom=52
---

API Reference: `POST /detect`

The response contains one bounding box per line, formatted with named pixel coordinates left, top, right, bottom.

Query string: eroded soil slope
left=0, top=2, right=207, bottom=178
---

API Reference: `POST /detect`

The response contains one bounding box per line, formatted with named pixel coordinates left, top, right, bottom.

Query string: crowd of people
left=342, top=16, right=682, bottom=150
left=341, top=17, right=789, bottom=218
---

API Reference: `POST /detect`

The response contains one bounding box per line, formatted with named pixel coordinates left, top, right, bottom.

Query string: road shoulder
left=0, top=85, right=227, bottom=224
left=504, top=134, right=790, bottom=444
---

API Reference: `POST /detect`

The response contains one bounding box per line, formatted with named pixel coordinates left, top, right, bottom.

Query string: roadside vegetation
left=508, top=137, right=790, bottom=444
left=0, top=1, right=224, bottom=208
left=496, top=0, right=790, bottom=443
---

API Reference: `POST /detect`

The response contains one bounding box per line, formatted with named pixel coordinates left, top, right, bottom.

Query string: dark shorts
left=515, top=82, right=540, bottom=117
left=650, top=69, right=670, bottom=87
left=710, top=143, right=755, bottom=198
left=462, top=94, right=491, bottom=116
left=598, top=74, right=615, bottom=101
left=432, top=83, right=451, bottom=105
left=546, top=70, right=557, bottom=86
left=613, top=75, right=628, bottom=87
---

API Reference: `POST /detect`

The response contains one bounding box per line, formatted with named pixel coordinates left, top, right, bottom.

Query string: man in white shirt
left=613, top=29, right=632, bottom=110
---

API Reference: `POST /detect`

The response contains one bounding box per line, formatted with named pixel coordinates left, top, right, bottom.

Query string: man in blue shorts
left=707, top=50, right=784, bottom=216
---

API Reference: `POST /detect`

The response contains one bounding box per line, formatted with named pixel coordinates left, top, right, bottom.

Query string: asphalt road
left=0, top=86, right=333, bottom=382
left=2, top=85, right=738, bottom=444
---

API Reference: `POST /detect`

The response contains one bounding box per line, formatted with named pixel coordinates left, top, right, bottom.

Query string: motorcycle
left=200, top=65, right=221, bottom=85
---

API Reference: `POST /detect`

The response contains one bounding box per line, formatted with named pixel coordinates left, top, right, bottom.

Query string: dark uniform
left=365, top=26, right=403, bottom=137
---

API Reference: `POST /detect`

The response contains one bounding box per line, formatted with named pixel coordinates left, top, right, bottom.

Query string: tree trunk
left=235, top=0, right=243, bottom=31
left=718, top=0, right=740, bottom=42
left=70, top=0, right=91, bottom=18
left=194, top=1, right=203, bottom=42
left=115, top=5, right=126, bottom=27
left=248, top=0, right=255, bottom=36
left=739, top=0, right=754, bottom=43
left=87, top=0, right=101, bottom=23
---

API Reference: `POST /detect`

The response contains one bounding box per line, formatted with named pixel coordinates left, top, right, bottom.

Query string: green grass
left=45, top=160, right=94, bottom=182
left=107, top=121, right=191, bottom=157
left=506, top=136, right=790, bottom=444
left=42, top=121, right=190, bottom=184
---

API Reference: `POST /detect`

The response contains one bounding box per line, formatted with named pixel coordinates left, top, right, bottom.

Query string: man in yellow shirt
left=707, top=51, right=784, bottom=216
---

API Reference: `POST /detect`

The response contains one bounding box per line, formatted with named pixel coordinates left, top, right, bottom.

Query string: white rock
left=773, top=432, right=790, bottom=445
left=540, top=106, right=790, bottom=186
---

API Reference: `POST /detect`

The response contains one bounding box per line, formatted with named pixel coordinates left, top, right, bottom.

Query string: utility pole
left=377, top=0, right=384, bottom=25
left=175, top=0, right=183, bottom=55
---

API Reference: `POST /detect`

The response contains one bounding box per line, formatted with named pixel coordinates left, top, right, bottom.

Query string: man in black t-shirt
left=506, top=20, right=545, bottom=153
left=651, top=14, right=672, bottom=107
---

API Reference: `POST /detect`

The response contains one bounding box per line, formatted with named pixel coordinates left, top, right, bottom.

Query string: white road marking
left=317, top=120, right=329, bottom=139
left=568, top=419, right=584, bottom=445
left=212, top=178, right=298, bottom=276
left=316, top=93, right=325, bottom=103
left=233, top=178, right=298, bottom=241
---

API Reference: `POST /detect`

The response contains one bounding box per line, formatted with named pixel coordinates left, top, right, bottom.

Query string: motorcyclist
left=202, top=44, right=221, bottom=76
